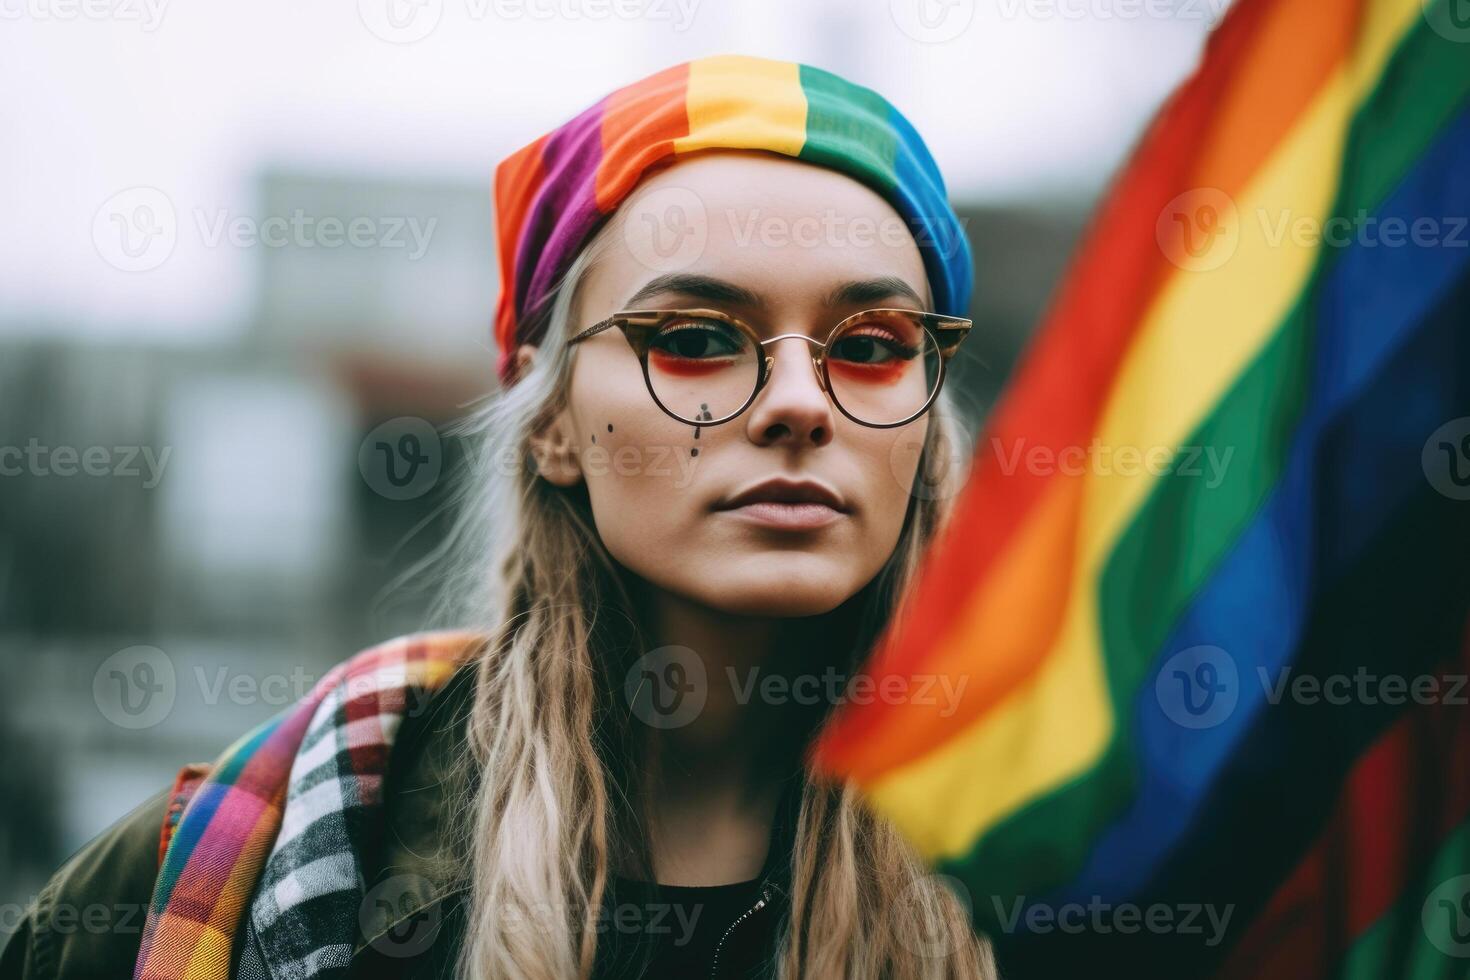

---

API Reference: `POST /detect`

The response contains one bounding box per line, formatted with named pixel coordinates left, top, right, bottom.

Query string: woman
left=3, top=55, right=996, bottom=979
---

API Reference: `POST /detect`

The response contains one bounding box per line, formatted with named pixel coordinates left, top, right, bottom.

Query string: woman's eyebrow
left=827, top=276, right=926, bottom=309
left=624, top=274, right=764, bottom=309
left=622, top=273, right=927, bottom=311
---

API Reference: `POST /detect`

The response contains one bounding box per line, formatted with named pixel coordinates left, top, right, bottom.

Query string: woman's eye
left=831, top=331, right=916, bottom=364
left=651, top=320, right=747, bottom=359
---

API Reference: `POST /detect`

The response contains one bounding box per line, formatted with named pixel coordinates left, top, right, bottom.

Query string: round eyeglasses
left=566, top=307, right=973, bottom=429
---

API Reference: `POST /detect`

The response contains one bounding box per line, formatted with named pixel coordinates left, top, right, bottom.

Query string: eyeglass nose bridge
left=757, top=332, right=830, bottom=395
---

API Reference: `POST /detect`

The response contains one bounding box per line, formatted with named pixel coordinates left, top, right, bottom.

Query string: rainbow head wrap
left=491, top=53, right=973, bottom=386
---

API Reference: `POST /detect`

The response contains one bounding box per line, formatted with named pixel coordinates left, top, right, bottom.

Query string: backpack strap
left=157, top=762, right=212, bottom=866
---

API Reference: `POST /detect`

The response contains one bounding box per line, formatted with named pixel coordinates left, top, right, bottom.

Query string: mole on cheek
left=691, top=402, right=712, bottom=457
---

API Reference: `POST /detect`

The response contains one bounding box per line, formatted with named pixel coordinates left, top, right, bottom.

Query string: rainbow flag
left=812, top=0, right=1470, bottom=974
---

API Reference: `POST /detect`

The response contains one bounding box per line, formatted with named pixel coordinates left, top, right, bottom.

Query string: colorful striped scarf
left=812, top=0, right=1470, bottom=975
left=491, top=53, right=973, bottom=386
left=133, top=632, right=480, bottom=980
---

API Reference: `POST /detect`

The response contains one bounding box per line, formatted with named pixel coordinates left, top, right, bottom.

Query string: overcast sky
left=1, top=0, right=1228, bottom=339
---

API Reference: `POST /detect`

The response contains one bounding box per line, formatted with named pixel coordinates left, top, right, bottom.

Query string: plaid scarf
left=133, top=631, right=481, bottom=980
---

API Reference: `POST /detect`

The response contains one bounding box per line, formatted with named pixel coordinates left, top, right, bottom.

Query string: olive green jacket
left=0, top=666, right=793, bottom=980
left=1, top=664, right=480, bottom=979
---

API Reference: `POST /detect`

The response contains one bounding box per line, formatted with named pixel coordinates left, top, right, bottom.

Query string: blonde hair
left=437, top=212, right=997, bottom=980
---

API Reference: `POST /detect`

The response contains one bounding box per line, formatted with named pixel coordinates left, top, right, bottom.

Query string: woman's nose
left=743, top=336, right=835, bottom=448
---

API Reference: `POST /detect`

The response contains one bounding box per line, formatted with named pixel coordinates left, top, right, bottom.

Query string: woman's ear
left=520, top=343, right=584, bottom=488
left=513, top=343, right=537, bottom=385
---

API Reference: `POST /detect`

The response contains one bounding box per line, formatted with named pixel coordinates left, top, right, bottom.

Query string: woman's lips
left=718, top=500, right=846, bottom=530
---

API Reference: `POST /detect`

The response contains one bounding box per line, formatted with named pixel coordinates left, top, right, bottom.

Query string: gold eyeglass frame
left=566, top=307, right=973, bottom=429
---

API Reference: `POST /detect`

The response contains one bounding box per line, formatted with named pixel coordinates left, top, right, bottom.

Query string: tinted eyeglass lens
left=645, top=315, right=759, bottom=423
left=825, top=311, right=941, bottom=425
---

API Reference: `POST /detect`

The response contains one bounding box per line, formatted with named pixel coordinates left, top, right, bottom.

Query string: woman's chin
left=703, top=580, right=861, bottom=619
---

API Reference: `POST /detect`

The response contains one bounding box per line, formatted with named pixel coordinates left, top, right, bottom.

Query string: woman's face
left=529, top=151, right=935, bottom=618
